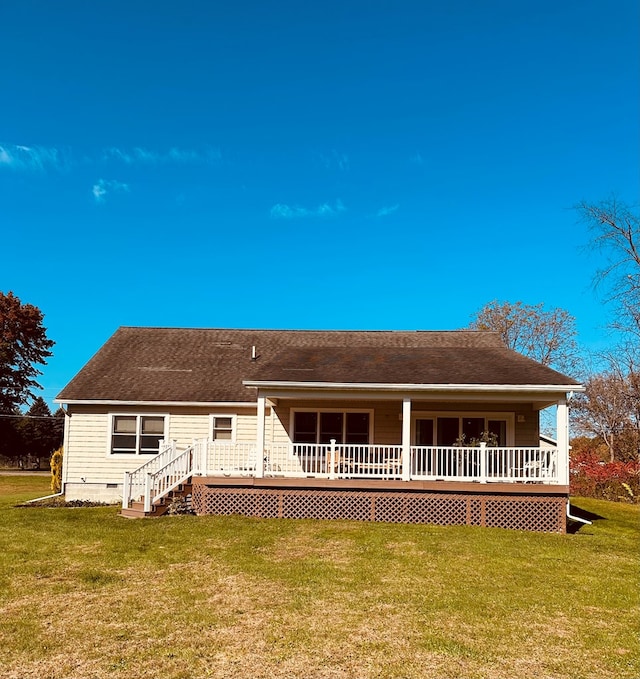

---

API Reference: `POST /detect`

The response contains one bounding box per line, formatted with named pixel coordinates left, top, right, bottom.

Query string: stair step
left=121, top=475, right=193, bottom=519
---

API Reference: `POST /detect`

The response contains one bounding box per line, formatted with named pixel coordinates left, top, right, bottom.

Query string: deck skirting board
left=191, top=481, right=567, bottom=533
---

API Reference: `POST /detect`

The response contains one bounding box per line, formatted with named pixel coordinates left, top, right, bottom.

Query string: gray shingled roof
left=56, top=327, right=581, bottom=403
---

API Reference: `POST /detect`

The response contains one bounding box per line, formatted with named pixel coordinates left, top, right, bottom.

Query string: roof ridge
left=116, top=326, right=500, bottom=334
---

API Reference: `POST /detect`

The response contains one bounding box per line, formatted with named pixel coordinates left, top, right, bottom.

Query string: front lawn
left=0, top=475, right=638, bottom=679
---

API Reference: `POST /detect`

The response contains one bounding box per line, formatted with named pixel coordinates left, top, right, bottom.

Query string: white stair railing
left=145, top=442, right=198, bottom=512
left=123, top=439, right=178, bottom=509
left=123, top=438, right=207, bottom=510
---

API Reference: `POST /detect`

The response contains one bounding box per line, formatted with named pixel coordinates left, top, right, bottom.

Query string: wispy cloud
left=270, top=199, right=346, bottom=220
left=0, top=143, right=68, bottom=172
left=318, top=149, right=350, bottom=172
left=102, top=146, right=221, bottom=165
left=376, top=204, right=399, bottom=218
left=92, top=178, right=130, bottom=203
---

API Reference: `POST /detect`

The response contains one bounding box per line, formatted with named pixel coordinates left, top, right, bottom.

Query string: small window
left=111, top=415, right=166, bottom=455
left=212, top=416, right=234, bottom=441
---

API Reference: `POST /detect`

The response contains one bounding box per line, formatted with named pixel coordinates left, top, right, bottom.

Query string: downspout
left=24, top=491, right=64, bottom=504
left=61, top=404, right=70, bottom=496
left=566, top=500, right=592, bottom=525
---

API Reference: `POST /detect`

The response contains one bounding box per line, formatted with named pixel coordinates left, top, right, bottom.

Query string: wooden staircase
left=120, top=480, right=193, bottom=518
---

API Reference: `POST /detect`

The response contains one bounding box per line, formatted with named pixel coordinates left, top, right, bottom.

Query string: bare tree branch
left=576, top=197, right=640, bottom=343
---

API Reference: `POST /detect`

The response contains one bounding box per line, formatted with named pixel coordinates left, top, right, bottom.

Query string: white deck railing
left=264, top=443, right=559, bottom=484
left=206, top=441, right=259, bottom=476
left=204, top=442, right=559, bottom=484
left=410, top=445, right=557, bottom=483
left=258, top=443, right=404, bottom=479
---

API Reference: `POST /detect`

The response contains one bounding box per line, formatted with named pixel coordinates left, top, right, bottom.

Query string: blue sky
left=1, top=0, right=638, bottom=409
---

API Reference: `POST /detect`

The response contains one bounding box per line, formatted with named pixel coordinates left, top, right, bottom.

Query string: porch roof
left=244, top=346, right=577, bottom=387
left=56, top=326, right=581, bottom=404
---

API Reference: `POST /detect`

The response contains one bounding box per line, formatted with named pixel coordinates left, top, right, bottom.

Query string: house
left=55, top=327, right=583, bottom=532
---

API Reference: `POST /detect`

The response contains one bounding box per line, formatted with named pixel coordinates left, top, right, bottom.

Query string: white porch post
left=193, top=438, right=203, bottom=476
left=556, top=396, right=570, bottom=485
left=122, top=471, right=130, bottom=509
left=402, top=397, right=411, bottom=481
left=255, top=394, right=266, bottom=478
left=479, top=442, right=487, bottom=483
left=143, top=473, right=152, bottom=513
left=329, top=439, right=337, bottom=480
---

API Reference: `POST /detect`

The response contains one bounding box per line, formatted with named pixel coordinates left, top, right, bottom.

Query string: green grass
left=0, top=475, right=638, bottom=679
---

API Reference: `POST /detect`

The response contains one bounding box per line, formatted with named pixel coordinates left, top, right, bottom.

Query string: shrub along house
left=55, top=327, right=583, bottom=532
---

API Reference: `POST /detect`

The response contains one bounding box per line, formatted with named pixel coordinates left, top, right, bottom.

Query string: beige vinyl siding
left=63, top=404, right=262, bottom=485
left=270, top=405, right=291, bottom=444
left=236, top=411, right=257, bottom=442
left=168, top=413, right=209, bottom=446
left=64, top=411, right=111, bottom=484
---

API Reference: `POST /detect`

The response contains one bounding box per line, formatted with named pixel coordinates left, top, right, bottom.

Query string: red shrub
left=570, top=450, right=640, bottom=502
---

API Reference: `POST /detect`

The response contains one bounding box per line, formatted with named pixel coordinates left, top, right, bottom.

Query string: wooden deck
left=191, top=477, right=569, bottom=533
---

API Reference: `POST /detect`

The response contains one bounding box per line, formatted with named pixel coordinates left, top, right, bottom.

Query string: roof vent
left=251, top=345, right=257, bottom=361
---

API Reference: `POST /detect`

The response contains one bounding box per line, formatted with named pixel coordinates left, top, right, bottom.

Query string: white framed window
left=291, top=408, right=373, bottom=444
left=411, top=412, right=514, bottom=446
left=210, top=414, right=236, bottom=442
left=109, top=414, right=168, bottom=455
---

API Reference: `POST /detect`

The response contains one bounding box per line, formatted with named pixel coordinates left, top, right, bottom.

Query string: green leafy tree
left=18, top=397, right=64, bottom=465
left=0, top=406, right=24, bottom=461
left=0, top=291, right=54, bottom=413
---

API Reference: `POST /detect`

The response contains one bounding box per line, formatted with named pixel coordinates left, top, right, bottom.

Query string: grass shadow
left=566, top=503, right=606, bottom=534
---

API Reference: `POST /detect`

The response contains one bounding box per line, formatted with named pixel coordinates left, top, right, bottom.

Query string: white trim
left=289, top=407, right=375, bottom=444
left=56, top=400, right=258, bottom=407
left=556, top=398, right=570, bottom=485
left=62, top=410, right=71, bottom=491
left=256, top=396, right=266, bottom=479
left=209, top=414, right=237, bottom=443
left=410, top=411, right=516, bottom=447
left=402, top=398, right=411, bottom=481
left=244, top=380, right=583, bottom=392
left=106, top=412, right=170, bottom=458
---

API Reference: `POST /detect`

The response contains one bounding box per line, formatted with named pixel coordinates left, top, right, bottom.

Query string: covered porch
left=244, top=383, right=572, bottom=486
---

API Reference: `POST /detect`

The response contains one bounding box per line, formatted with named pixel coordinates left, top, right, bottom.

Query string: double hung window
left=110, top=415, right=166, bottom=455
left=211, top=416, right=234, bottom=441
